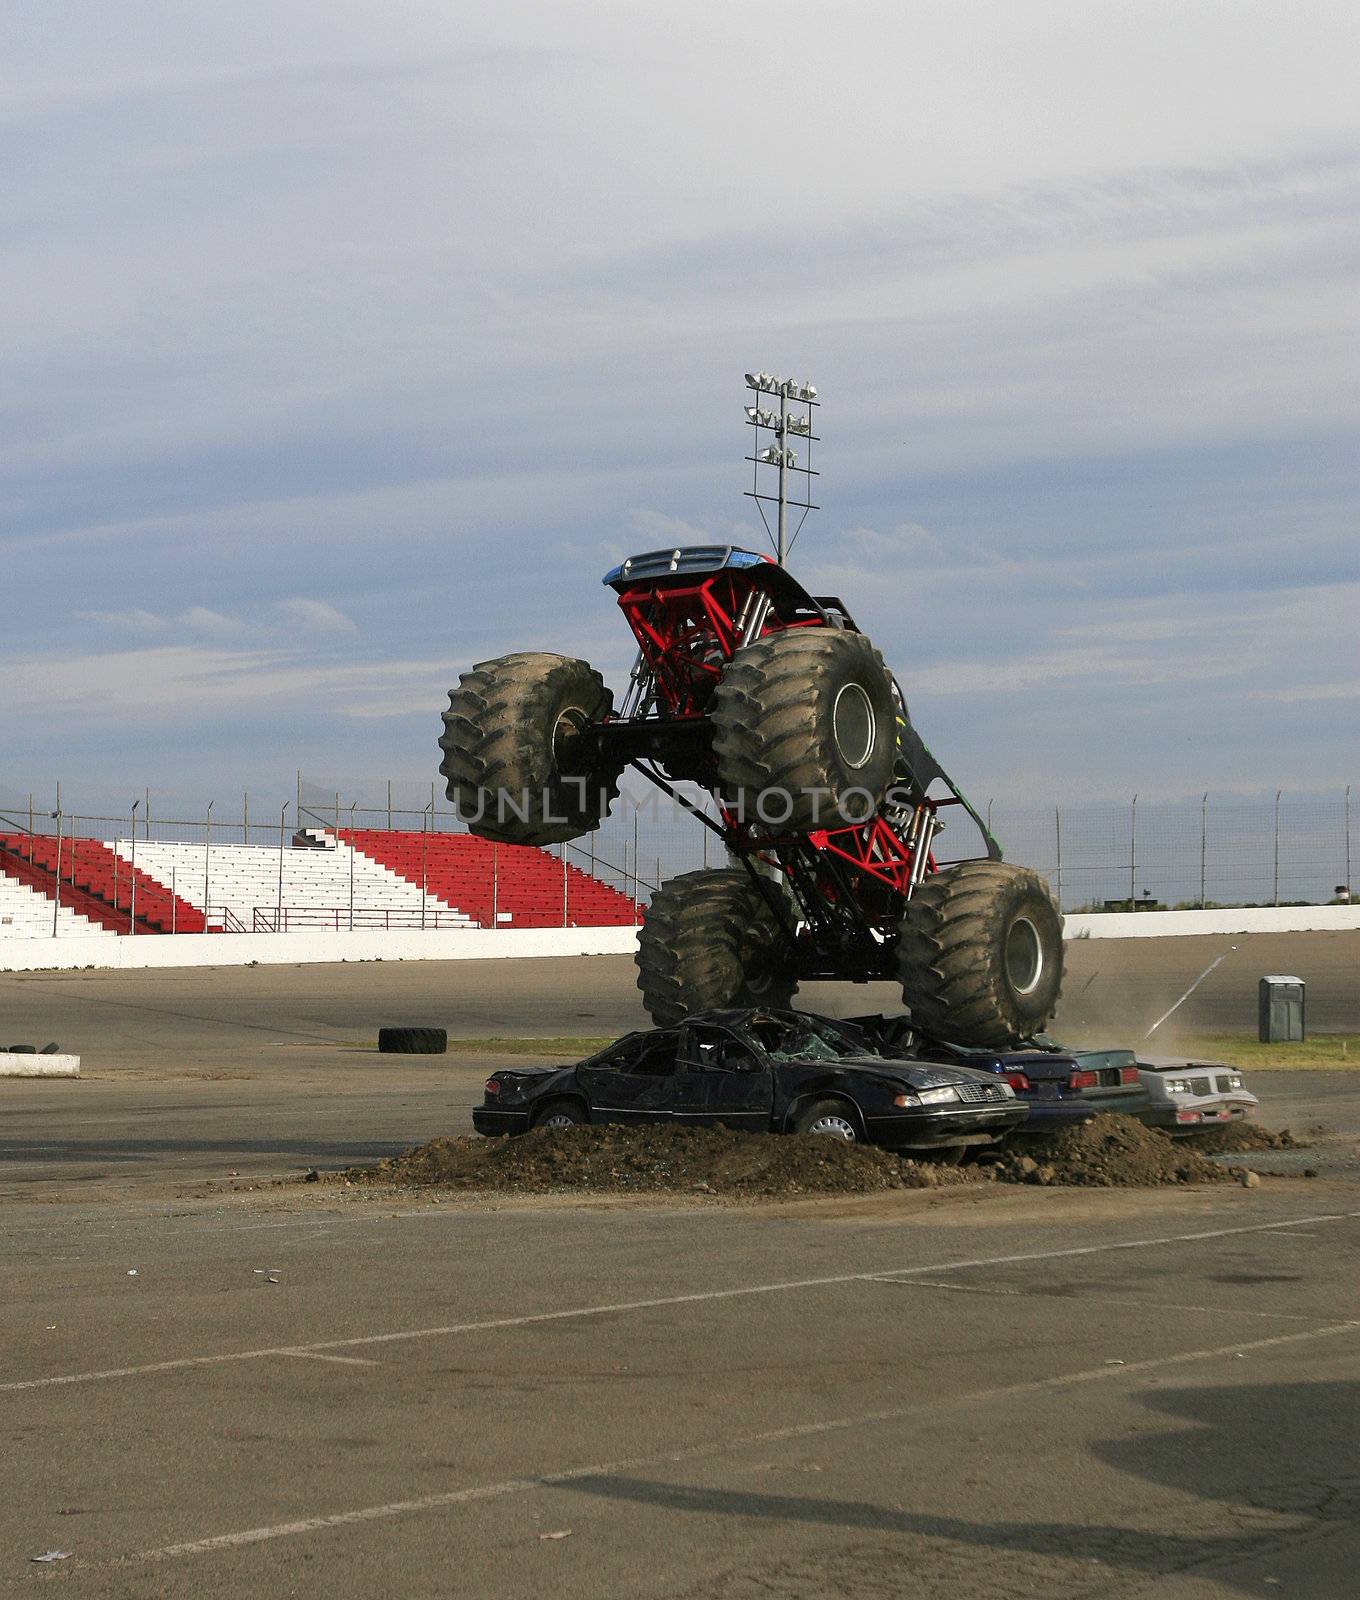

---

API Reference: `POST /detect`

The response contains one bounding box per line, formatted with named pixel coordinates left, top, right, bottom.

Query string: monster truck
left=438, top=545, right=1063, bottom=1046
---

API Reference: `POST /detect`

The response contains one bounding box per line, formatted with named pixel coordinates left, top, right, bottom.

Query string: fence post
left=1273, top=788, right=1282, bottom=906
left=1200, top=792, right=1208, bottom=908
left=562, top=843, right=568, bottom=928
left=277, top=802, right=288, bottom=932
left=335, top=791, right=340, bottom=832
left=1128, top=794, right=1137, bottom=909
left=203, top=801, right=213, bottom=933
left=243, top=790, right=249, bottom=845
left=1054, top=806, right=1062, bottom=911
left=491, top=842, right=498, bottom=929
left=296, top=769, right=302, bottom=822
left=171, top=864, right=177, bottom=934
left=145, top=787, right=151, bottom=840
left=1345, top=784, right=1352, bottom=900
left=633, top=808, right=639, bottom=916
left=128, top=799, right=140, bottom=935
left=27, top=793, right=33, bottom=860
left=387, top=779, right=393, bottom=832
left=348, top=808, right=355, bottom=931
left=51, top=810, right=62, bottom=937
left=421, top=802, right=431, bottom=930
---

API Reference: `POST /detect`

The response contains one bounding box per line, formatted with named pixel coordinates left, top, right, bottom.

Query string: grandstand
left=0, top=826, right=636, bottom=938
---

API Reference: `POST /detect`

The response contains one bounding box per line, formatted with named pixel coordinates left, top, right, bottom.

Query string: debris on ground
left=31, top=1552, right=72, bottom=1564
left=335, top=1123, right=979, bottom=1198
left=993, top=1115, right=1229, bottom=1188
left=329, top=1113, right=1264, bottom=1199
left=1192, top=1123, right=1298, bottom=1153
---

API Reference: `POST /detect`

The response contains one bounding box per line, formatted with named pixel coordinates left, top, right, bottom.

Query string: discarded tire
left=377, top=1027, right=448, bottom=1055
left=897, top=861, right=1064, bottom=1048
left=5, top=1044, right=36, bottom=1054
left=636, top=868, right=795, bottom=1027
left=711, top=629, right=896, bottom=831
left=438, top=652, right=619, bottom=845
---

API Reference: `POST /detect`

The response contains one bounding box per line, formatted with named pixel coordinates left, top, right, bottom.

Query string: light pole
left=743, top=371, right=819, bottom=566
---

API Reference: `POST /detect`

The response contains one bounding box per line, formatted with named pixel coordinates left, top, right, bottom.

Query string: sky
left=3, top=0, right=1357, bottom=820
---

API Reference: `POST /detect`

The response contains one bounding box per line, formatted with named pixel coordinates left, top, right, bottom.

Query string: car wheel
left=792, top=1099, right=858, bottom=1141
left=533, top=1099, right=588, bottom=1130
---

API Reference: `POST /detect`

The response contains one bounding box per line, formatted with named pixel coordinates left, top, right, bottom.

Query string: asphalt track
left=2, top=935, right=1359, bottom=1597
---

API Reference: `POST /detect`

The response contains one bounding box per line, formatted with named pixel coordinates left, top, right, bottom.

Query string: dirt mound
left=994, top=1114, right=1229, bottom=1187
left=1191, top=1123, right=1297, bottom=1153
left=340, top=1124, right=976, bottom=1198
left=333, top=1115, right=1239, bottom=1199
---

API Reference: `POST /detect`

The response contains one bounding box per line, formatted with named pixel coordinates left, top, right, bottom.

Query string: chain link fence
left=2, top=781, right=1354, bottom=925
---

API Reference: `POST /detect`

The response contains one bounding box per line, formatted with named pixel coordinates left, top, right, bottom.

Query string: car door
left=577, top=1032, right=681, bottom=1125
left=675, top=1026, right=774, bottom=1129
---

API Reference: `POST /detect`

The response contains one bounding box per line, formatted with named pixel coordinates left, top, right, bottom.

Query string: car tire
left=532, top=1098, right=589, bottom=1130
left=897, top=861, right=1064, bottom=1048
left=439, top=652, right=620, bottom=845
left=791, top=1098, right=860, bottom=1141
left=711, top=629, right=897, bottom=831
left=636, top=867, right=796, bottom=1027
left=377, top=1027, right=448, bottom=1055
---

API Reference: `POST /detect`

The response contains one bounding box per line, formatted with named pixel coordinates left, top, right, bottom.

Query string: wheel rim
left=540, top=1111, right=578, bottom=1129
left=551, top=705, right=589, bottom=776
left=807, top=1112, right=856, bottom=1140
left=831, top=683, right=876, bottom=770
left=1004, top=915, right=1044, bottom=996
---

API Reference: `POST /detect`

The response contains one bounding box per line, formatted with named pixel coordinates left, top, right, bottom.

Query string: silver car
left=1136, top=1057, right=1259, bottom=1134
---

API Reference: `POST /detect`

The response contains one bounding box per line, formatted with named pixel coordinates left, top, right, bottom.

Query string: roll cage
left=593, top=545, right=1000, bottom=984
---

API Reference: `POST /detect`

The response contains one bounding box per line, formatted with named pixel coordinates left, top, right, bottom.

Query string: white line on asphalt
left=123, top=1319, right=1360, bottom=1564
left=274, top=1351, right=381, bottom=1368
left=4, top=1208, right=1357, bottom=1396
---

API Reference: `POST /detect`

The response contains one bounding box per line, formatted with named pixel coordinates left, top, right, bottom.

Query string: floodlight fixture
left=742, top=366, right=821, bottom=565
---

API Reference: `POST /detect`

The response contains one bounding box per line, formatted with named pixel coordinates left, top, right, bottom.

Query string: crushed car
left=848, top=1015, right=1149, bottom=1134
left=1134, top=1056, right=1258, bottom=1134
left=473, top=1007, right=1027, bottom=1157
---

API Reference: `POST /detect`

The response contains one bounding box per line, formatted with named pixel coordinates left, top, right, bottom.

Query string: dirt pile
left=994, top=1114, right=1229, bottom=1187
left=339, top=1123, right=977, bottom=1198
left=1192, top=1123, right=1298, bottom=1154
left=334, top=1114, right=1248, bottom=1199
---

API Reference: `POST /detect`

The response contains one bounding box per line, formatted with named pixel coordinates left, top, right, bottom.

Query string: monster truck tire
left=711, top=630, right=896, bottom=831
left=377, top=1027, right=448, bottom=1055
left=636, top=868, right=796, bottom=1027
left=439, top=653, right=619, bottom=845
left=896, top=861, right=1064, bottom=1048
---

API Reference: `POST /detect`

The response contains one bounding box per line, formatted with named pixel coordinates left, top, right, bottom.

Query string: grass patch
left=443, top=1036, right=614, bottom=1058
left=1164, top=1033, right=1360, bottom=1070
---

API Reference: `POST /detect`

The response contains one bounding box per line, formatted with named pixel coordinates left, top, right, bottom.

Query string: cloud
left=76, top=607, right=168, bottom=632
left=274, top=597, right=357, bottom=632
left=0, top=644, right=452, bottom=722
left=177, top=606, right=245, bottom=635
left=1251, top=681, right=1360, bottom=704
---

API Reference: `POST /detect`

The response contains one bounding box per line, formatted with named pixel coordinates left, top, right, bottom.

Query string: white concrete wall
left=1063, top=905, right=1360, bottom=939
left=0, top=924, right=641, bottom=973
left=3, top=904, right=1355, bottom=973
